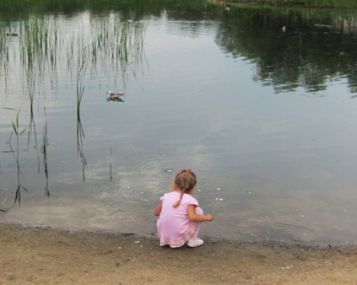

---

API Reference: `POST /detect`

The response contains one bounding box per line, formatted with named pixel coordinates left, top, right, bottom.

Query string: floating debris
left=215, top=198, right=224, bottom=201
left=134, top=240, right=140, bottom=244
left=216, top=187, right=221, bottom=191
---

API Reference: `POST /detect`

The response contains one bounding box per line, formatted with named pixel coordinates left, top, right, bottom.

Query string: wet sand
left=1, top=223, right=357, bottom=285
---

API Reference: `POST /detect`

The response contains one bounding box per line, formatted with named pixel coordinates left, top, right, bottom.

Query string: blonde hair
left=173, top=169, right=197, bottom=208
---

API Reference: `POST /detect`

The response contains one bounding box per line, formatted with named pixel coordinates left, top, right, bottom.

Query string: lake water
left=1, top=1, right=357, bottom=246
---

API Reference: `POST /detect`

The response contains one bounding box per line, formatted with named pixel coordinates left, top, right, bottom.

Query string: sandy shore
left=1, top=223, right=357, bottom=285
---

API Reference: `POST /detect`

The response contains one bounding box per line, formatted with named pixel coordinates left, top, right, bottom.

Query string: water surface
left=1, top=1, right=357, bottom=246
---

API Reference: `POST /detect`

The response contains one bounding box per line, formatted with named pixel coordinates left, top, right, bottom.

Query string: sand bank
left=1, top=223, right=357, bottom=285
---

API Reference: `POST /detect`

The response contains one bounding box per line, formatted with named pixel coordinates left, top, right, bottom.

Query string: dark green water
left=1, top=0, right=357, bottom=245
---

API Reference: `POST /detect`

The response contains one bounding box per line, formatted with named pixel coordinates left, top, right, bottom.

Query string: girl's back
left=157, top=191, right=200, bottom=246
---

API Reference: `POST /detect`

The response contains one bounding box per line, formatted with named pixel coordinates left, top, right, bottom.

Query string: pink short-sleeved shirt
left=156, top=191, right=203, bottom=247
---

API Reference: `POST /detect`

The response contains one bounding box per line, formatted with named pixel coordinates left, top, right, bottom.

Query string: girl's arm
left=187, top=204, right=213, bottom=222
left=154, top=201, right=162, bottom=216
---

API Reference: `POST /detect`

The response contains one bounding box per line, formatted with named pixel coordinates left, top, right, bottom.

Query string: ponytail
left=173, top=192, right=184, bottom=208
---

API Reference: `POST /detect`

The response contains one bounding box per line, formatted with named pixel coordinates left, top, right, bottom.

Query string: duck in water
left=106, top=91, right=124, bottom=102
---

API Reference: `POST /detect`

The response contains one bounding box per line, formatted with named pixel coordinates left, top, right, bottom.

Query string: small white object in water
left=247, top=191, right=252, bottom=195
left=282, top=26, right=286, bottom=32
left=127, top=186, right=131, bottom=189
left=134, top=240, right=140, bottom=244
left=215, top=198, right=224, bottom=201
left=216, top=187, right=221, bottom=191
left=167, top=169, right=172, bottom=173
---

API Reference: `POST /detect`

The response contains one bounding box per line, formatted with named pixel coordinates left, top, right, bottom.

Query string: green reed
left=26, top=105, right=41, bottom=173
left=10, top=111, right=28, bottom=205
left=76, top=50, right=87, bottom=118
left=76, top=110, right=87, bottom=184
left=74, top=40, right=87, bottom=183
left=0, top=24, right=10, bottom=94
left=16, top=16, right=58, bottom=118
left=109, top=147, right=113, bottom=182
left=42, top=107, right=50, bottom=197
left=17, top=17, right=59, bottom=173
left=89, top=14, right=147, bottom=86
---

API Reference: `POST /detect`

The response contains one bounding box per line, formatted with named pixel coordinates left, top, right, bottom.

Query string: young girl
left=154, top=169, right=213, bottom=248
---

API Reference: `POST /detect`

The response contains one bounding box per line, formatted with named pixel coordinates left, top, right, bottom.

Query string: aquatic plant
left=109, top=147, right=113, bottom=182
left=42, top=107, right=50, bottom=197
left=75, top=42, right=88, bottom=184
left=88, top=13, right=147, bottom=87
left=76, top=115, right=87, bottom=184
left=0, top=25, right=10, bottom=95
left=19, top=16, right=59, bottom=109
left=10, top=111, right=28, bottom=205
left=26, top=108, right=41, bottom=173
left=76, top=58, right=86, bottom=118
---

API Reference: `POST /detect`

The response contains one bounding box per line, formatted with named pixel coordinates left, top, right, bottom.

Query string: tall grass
left=0, top=25, right=10, bottom=95
left=26, top=109, right=41, bottom=173
left=10, top=112, right=28, bottom=205
left=109, top=147, right=113, bottom=182
left=20, top=16, right=59, bottom=111
left=74, top=40, right=88, bottom=183
left=89, top=14, right=147, bottom=87
left=76, top=47, right=87, bottom=119
left=42, top=107, right=50, bottom=197
left=76, top=115, right=87, bottom=183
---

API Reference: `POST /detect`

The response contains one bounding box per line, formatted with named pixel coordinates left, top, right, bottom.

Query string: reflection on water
left=1, top=1, right=357, bottom=246
left=215, top=8, right=357, bottom=93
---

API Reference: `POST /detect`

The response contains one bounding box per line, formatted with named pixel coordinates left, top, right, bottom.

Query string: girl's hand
left=188, top=205, right=213, bottom=222
left=206, top=214, right=213, bottom=222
